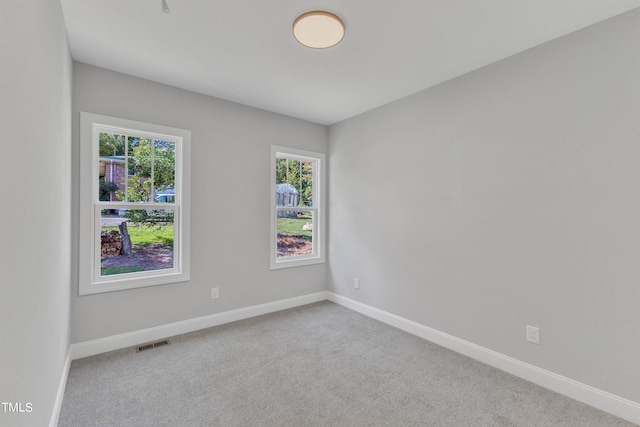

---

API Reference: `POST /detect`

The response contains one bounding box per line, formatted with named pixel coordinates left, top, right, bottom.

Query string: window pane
left=275, top=158, right=314, bottom=207
left=98, top=133, right=126, bottom=202
left=100, top=209, right=175, bottom=276
left=127, top=137, right=153, bottom=202
left=300, top=161, right=313, bottom=207
left=277, top=210, right=313, bottom=258
left=153, top=140, right=176, bottom=203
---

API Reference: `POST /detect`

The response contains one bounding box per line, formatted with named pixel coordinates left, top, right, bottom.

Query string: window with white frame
left=79, top=112, right=190, bottom=295
left=270, top=146, right=325, bottom=269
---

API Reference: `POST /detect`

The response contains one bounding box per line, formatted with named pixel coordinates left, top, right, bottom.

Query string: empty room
left=2, top=1, right=640, bottom=426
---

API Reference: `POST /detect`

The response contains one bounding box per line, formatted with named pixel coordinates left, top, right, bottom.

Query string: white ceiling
left=61, top=1, right=640, bottom=125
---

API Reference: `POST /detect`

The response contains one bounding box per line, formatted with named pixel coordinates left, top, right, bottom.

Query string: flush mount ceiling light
left=293, top=11, right=345, bottom=49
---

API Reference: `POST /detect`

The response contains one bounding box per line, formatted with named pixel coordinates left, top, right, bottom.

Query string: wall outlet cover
left=526, top=325, right=540, bottom=344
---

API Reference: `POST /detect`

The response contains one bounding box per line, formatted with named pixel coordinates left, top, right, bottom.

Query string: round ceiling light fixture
left=293, top=11, right=345, bottom=49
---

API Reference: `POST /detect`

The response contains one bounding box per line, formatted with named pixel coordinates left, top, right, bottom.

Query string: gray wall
left=328, top=9, right=640, bottom=403
left=71, top=63, right=328, bottom=343
left=0, top=1, right=72, bottom=426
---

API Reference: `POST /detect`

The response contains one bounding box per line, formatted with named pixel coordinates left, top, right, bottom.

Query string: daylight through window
left=271, top=146, right=325, bottom=269
left=79, top=113, right=190, bottom=295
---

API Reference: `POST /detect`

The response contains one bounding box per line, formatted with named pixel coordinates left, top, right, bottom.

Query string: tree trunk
left=118, top=222, right=132, bottom=255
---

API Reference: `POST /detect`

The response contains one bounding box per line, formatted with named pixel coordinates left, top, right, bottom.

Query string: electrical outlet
left=353, top=278, right=360, bottom=289
left=211, top=287, right=220, bottom=299
left=526, top=325, right=540, bottom=344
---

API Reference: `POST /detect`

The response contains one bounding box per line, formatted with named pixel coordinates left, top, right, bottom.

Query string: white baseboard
left=326, top=292, right=640, bottom=425
left=49, top=347, right=72, bottom=427
left=70, top=291, right=328, bottom=361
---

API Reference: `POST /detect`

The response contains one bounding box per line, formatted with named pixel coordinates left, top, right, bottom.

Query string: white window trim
left=270, top=145, right=325, bottom=270
left=79, top=112, right=191, bottom=295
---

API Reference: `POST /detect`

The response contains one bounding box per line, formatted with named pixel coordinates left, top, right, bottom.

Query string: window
left=79, top=112, right=190, bottom=295
left=270, top=146, right=325, bottom=269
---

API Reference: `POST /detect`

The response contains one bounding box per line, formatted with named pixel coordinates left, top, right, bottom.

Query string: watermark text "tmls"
left=2, top=402, right=33, bottom=413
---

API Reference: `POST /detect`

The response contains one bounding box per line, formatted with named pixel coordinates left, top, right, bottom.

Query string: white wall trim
left=49, top=348, right=72, bottom=427
left=70, top=291, right=328, bottom=361
left=326, top=292, right=640, bottom=425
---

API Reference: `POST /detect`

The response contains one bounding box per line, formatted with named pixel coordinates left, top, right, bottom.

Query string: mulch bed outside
left=277, top=234, right=312, bottom=257
left=101, top=243, right=174, bottom=271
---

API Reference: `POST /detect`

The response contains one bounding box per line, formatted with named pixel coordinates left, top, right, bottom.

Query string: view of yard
left=274, top=156, right=317, bottom=259
left=100, top=223, right=174, bottom=275
left=98, top=132, right=179, bottom=277
left=277, top=213, right=313, bottom=257
left=101, top=210, right=314, bottom=275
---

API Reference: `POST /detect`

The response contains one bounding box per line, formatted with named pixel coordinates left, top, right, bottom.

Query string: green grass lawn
left=103, top=224, right=174, bottom=246
left=277, top=216, right=312, bottom=241
left=128, top=224, right=174, bottom=245
left=101, top=266, right=144, bottom=275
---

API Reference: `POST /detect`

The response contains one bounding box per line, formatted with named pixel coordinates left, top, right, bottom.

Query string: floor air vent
left=136, top=339, right=170, bottom=353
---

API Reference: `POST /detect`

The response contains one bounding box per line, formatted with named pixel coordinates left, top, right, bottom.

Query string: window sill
left=270, top=256, right=325, bottom=270
left=79, top=270, right=190, bottom=295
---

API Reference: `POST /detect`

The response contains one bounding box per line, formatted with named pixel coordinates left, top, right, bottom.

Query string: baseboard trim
left=49, top=347, right=72, bottom=427
left=70, top=291, right=328, bottom=361
left=326, top=292, right=640, bottom=425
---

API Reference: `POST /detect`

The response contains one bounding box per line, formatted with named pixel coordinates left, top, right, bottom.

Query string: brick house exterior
left=99, top=156, right=126, bottom=201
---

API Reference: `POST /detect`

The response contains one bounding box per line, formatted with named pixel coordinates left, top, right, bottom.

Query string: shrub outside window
left=79, top=112, right=190, bottom=295
left=270, top=146, right=325, bottom=269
